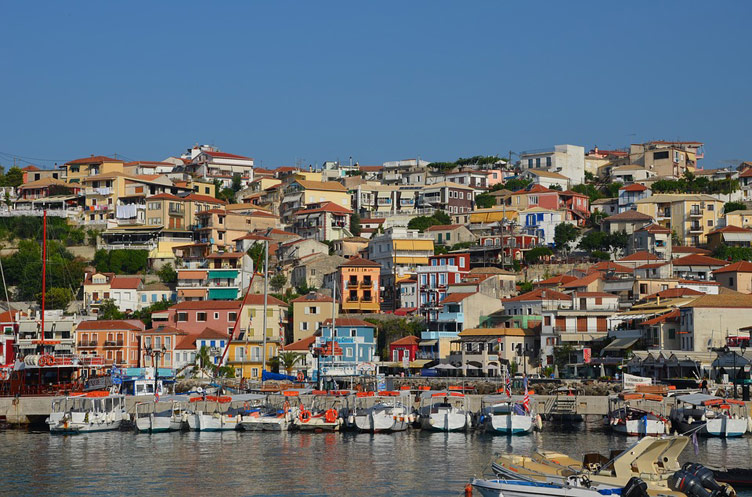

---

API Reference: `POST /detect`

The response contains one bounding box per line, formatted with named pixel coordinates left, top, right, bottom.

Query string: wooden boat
left=607, top=394, right=668, bottom=436
left=418, top=390, right=471, bottom=432
left=480, top=395, right=541, bottom=435
left=669, top=393, right=749, bottom=438
left=47, top=393, right=127, bottom=434
left=351, top=391, right=413, bottom=433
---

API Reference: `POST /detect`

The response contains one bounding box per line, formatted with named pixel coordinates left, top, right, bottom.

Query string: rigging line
left=0, top=151, right=68, bottom=164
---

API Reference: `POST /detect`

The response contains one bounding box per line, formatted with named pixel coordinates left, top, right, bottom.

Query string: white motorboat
left=47, top=393, right=127, bottom=434
left=470, top=477, right=646, bottom=497
left=239, top=393, right=295, bottom=431
left=352, top=390, right=414, bottom=433
left=134, top=399, right=186, bottom=433
left=186, top=395, right=242, bottom=431
left=294, top=393, right=343, bottom=432
left=607, top=394, right=668, bottom=436
left=670, top=393, right=749, bottom=438
left=418, top=390, right=471, bottom=432
left=480, top=395, right=541, bottom=435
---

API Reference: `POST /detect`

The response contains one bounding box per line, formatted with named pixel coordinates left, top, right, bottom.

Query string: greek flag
left=522, top=375, right=530, bottom=413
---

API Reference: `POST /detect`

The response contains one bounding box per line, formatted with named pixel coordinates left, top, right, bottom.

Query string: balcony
left=689, top=224, right=703, bottom=233
left=77, top=341, right=98, bottom=348
left=689, top=208, right=702, bottom=217
left=85, top=187, right=112, bottom=196
left=361, top=280, right=373, bottom=288
left=103, top=340, right=124, bottom=347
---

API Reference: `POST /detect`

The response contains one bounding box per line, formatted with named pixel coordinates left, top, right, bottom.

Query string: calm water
left=3, top=424, right=752, bottom=496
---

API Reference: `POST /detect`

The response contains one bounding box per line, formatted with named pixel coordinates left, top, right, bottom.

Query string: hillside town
left=2, top=140, right=752, bottom=388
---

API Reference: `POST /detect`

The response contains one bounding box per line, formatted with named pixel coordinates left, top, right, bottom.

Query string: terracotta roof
left=340, top=257, right=380, bottom=268
left=511, top=183, right=553, bottom=194
left=467, top=267, right=515, bottom=276
left=291, top=292, right=333, bottom=303
left=294, top=201, right=352, bottom=215
left=506, top=288, right=571, bottom=302
left=672, top=254, right=727, bottom=267
left=358, top=165, right=384, bottom=172
left=201, top=150, right=253, bottom=160
left=141, top=325, right=184, bottom=336
left=206, top=252, right=244, bottom=259
left=110, top=276, right=142, bottom=289
left=590, top=261, right=634, bottom=273
left=458, top=327, right=535, bottom=337
left=604, top=210, right=653, bottom=222
left=18, top=178, right=75, bottom=190
left=641, top=309, right=680, bottom=326
left=714, top=261, right=752, bottom=274
left=322, top=318, right=374, bottom=328
left=170, top=301, right=242, bottom=311
left=440, top=292, right=476, bottom=303
left=425, top=224, right=464, bottom=232
left=147, top=193, right=183, bottom=201
left=636, top=262, right=670, bottom=269
left=76, top=320, right=143, bottom=331
left=233, top=233, right=273, bottom=242
left=619, top=251, right=662, bottom=262
left=561, top=272, right=602, bottom=289
left=672, top=246, right=711, bottom=255
left=183, top=193, right=225, bottom=204
left=619, top=183, right=648, bottom=192
left=22, top=165, right=40, bottom=171
left=644, top=288, right=704, bottom=300
left=390, top=335, right=420, bottom=347
left=66, top=155, right=122, bottom=165
left=293, top=180, right=347, bottom=192
left=684, top=293, right=752, bottom=308
left=536, top=274, right=579, bottom=286
left=243, top=294, right=287, bottom=307
left=283, top=335, right=317, bottom=351
left=195, top=327, right=230, bottom=340
left=525, top=169, right=569, bottom=180
left=574, top=292, right=617, bottom=298
left=740, top=168, right=752, bottom=178
left=679, top=279, right=721, bottom=286
left=708, top=225, right=752, bottom=235
left=175, top=335, right=197, bottom=350
left=636, top=223, right=671, bottom=234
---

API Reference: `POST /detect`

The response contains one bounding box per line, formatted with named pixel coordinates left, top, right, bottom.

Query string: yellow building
left=291, top=292, right=334, bottom=342
left=61, top=155, right=124, bottom=184
left=635, top=194, right=723, bottom=247
left=227, top=294, right=288, bottom=379
left=281, top=180, right=350, bottom=223
left=724, top=209, right=752, bottom=229
left=293, top=171, right=323, bottom=182
left=339, top=257, right=381, bottom=313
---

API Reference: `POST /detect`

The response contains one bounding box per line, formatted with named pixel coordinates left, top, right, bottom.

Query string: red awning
left=394, top=307, right=417, bottom=316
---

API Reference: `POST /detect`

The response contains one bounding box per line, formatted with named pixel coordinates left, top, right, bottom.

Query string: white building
left=519, top=144, right=585, bottom=185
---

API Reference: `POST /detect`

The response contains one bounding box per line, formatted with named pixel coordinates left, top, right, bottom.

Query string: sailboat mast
left=41, top=210, right=47, bottom=346
left=261, top=239, right=268, bottom=383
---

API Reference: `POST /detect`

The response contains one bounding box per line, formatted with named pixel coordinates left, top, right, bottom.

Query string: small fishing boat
left=351, top=390, right=414, bottom=433
left=470, top=476, right=649, bottom=497
left=607, top=394, right=668, bottom=436
left=134, top=398, right=186, bottom=433
left=418, top=390, right=472, bottom=432
left=186, top=394, right=243, bottom=431
left=239, top=393, right=294, bottom=431
left=294, top=393, right=343, bottom=432
left=47, top=393, right=127, bottom=434
left=669, top=393, right=749, bottom=438
left=480, top=395, right=541, bottom=435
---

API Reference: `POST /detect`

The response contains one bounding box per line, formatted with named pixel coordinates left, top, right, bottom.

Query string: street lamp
left=145, top=345, right=167, bottom=398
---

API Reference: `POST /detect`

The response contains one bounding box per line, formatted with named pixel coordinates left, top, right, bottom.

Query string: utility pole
left=261, top=240, right=269, bottom=383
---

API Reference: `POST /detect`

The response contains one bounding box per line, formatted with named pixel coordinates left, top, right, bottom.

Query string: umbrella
left=432, top=363, right=457, bottom=370
left=464, top=363, right=480, bottom=370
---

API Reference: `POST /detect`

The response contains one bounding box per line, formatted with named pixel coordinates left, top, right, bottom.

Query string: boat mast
left=261, top=239, right=268, bottom=383
left=41, top=209, right=47, bottom=347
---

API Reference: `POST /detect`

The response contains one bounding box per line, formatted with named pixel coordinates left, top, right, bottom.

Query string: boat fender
left=347, top=415, right=354, bottom=425
left=464, top=483, right=473, bottom=497
left=622, top=477, right=649, bottom=497
left=747, top=416, right=752, bottom=433
left=669, top=470, right=714, bottom=497
left=665, top=420, right=671, bottom=434
left=535, top=414, right=543, bottom=431
left=682, top=463, right=726, bottom=494
left=283, top=401, right=290, bottom=414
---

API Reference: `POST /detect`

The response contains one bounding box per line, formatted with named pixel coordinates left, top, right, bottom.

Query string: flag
left=505, top=372, right=512, bottom=396
left=154, top=391, right=160, bottom=403
left=522, top=375, right=530, bottom=413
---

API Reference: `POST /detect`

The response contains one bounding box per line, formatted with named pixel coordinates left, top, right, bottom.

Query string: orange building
left=339, top=257, right=381, bottom=313
left=76, top=320, right=145, bottom=368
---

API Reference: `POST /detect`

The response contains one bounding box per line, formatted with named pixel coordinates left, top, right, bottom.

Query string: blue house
left=315, top=318, right=377, bottom=377
left=195, top=327, right=228, bottom=365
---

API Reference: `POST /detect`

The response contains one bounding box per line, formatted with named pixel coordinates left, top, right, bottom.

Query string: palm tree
left=196, top=345, right=212, bottom=374
left=277, top=352, right=302, bottom=376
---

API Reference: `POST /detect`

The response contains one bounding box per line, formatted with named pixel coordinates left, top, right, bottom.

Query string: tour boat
left=134, top=399, right=186, bottom=433
left=669, top=393, right=749, bottom=438
left=480, top=395, right=541, bottom=435
left=351, top=390, right=414, bottom=433
left=47, top=393, right=127, bottom=434
left=418, top=390, right=472, bottom=432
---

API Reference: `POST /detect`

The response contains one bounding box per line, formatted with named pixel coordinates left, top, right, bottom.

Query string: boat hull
left=487, top=414, right=535, bottom=435
left=674, top=418, right=747, bottom=438
left=420, top=410, right=468, bottom=432
left=471, top=478, right=613, bottom=497
left=354, top=409, right=410, bottom=433
left=610, top=418, right=665, bottom=436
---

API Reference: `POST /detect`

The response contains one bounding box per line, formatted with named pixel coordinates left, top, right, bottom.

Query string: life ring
left=296, top=371, right=304, bottom=382
left=283, top=401, right=290, bottom=414
left=243, top=402, right=250, bottom=411
left=325, top=408, right=338, bottom=424
left=0, top=370, right=7, bottom=380
left=298, top=407, right=311, bottom=423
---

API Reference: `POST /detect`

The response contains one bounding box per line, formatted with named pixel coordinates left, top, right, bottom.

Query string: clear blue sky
left=1, top=1, right=751, bottom=169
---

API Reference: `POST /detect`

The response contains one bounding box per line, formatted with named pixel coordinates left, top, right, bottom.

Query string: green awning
left=207, top=270, right=239, bottom=280
left=208, top=288, right=239, bottom=300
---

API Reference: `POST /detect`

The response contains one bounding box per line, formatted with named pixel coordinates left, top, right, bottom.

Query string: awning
left=394, top=256, right=429, bottom=264
left=603, top=338, right=639, bottom=351
left=208, top=288, right=239, bottom=300
left=178, top=270, right=207, bottom=280
left=208, top=270, right=238, bottom=280
left=394, top=307, right=417, bottom=316
left=419, top=340, right=438, bottom=346
left=178, top=288, right=207, bottom=298
left=410, top=360, right=431, bottom=368
left=393, top=240, right=433, bottom=251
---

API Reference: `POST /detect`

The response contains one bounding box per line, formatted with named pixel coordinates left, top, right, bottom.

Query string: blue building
left=314, top=318, right=377, bottom=377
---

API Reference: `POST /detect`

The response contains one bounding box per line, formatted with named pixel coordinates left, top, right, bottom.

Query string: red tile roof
left=619, top=251, right=661, bottom=262
left=147, top=193, right=184, bottom=201
left=184, top=193, right=226, bottom=204
left=170, top=301, right=242, bottom=311
left=536, top=274, right=579, bottom=286
left=22, top=165, right=40, bottom=171
left=340, top=257, right=380, bottom=268
left=440, top=292, right=476, bottom=303
left=590, top=261, right=634, bottom=273
left=66, top=155, right=122, bottom=165
left=110, top=276, right=142, bottom=289
left=283, top=335, right=317, bottom=351
left=233, top=233, right=273, bottom=242
left=574, top=292, right=617, bottom=298
left=201, top=151, right=253, bottom=160
left=294, top=201, right=352, bottom=216
left=243, top=294, right=287, bottom=306
left=425, top=224, right=464, bottom=232
left=636, top=262, right=670, bottom=269
left=77, top=320, right=144, bottom=331
left=644, top=288, right=704, bottom=299
left=322, top=318, right=374, bottom=328
left=195, top=327, right=231, bottom=340
left=672, top=254, right=727, bottom=266
left=561, top=272, right=603, bottom=289
left=672, top=246, right=711, bottom=255
left=640, top=309, right=680, bottom=326
left=708, top=225, right=752, bottom=234
left=390, top=335, right=420, bottom=346
left=175, top=335, right=197, bottom=350
left=637, top=223, right=671, bottom=234
left=604, top=210, right=653, bottom=222
left=714, top=261, right=752, bottom=274
left=291, top=292, right=333, bottom=303
left=619, top=183, right=648, bottom=192
left=506, top=288, right=571, bottom=302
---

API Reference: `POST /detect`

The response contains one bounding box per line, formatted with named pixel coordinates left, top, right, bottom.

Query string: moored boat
left=352, top=390, right=413, bottom=433
left=294, top=392, right=343, bottom=432
left=47, top=392, right=127, bottom=434
left=669, top=393, right=748, bottom=437
left=418, top=390, right=471, bottom=432
left=480, top=395, right=541, bottom=435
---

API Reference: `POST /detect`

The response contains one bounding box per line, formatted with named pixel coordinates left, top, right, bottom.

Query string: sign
left=583, top=348, right=591, bottom=364
left=402, top=354, right=410, bottom=369
left=623, top=373, right=652, bottom=391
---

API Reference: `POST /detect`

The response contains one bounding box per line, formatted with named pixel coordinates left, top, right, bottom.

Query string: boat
left=294, top=392, right=344, bottom=432
left=134, top=398, right=186, bottom=433
left=351, top=390, right=414, bottom=433
left=470, top=476, right=649, bottom=497
left=418, top=390, right=472, bottom=432
left=239, top=393, right=295, bottom=431
left=491, top=436, right=737, bottom=496
left=669, top=393, right=749, bottom=437
left=480, top=395, right=541, bottom=435
left=46, top=393, right=127, bottom=434
left=712, top=467, right=752, bottom=488
left=607, top=394, right=668, bottom=436
left=186, top=395, right=243, bottom=431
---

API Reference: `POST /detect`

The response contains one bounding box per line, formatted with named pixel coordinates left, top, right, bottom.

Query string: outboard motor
left=670, top=470, right=731, bottom=497
left=682, top=463, right=728, bottom=495
left=622, top=477, right=649, bottom=497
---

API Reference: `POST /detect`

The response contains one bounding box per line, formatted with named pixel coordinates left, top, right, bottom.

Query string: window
left=707, top=204, right=714, bottom=211
left=544, top=316, right=551, bottom=326
left=214, top=312, right=219, bottom=320
left=197, top=312, right=207, bottom=322
left=228, top=312, right=237, bottom=322
left=267, top=309, right=274, bottom=317
left=350, top=329, right=357, bottom=337
left=546, top=157, right=552, bottom=167
left=535, top=158, right=541, bottom=167
left=730, top=277, right=735, bottom=287
left=308, top=306, right=318, bottom=315
left=165, top=336, right=171, bottom=349
left=144, top=336, right=152, bottom=349
left=177, top=312, right=188, bottom=322
left=141, top=294, right=147, bottom=303
left=301, top=322, right=309, bottom=331
left=154, top=337, right=161, bottom=349
left=707, top=220, right=713, bottom=227
left=653, top=151, right=670, bottom=160
left=345, top=348, right=353, bottom=358
left=528, top=159, right=533, bottom=168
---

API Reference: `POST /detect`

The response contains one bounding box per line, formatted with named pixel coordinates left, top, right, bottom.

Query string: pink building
left=164, top=300, right=241, bottom=336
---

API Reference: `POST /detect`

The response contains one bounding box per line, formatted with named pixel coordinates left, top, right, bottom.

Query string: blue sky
left=1, top=1, right=750, bottom=169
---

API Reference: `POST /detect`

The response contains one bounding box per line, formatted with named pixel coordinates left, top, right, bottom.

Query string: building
left=679, top=293, right=752, bottom=352
left=291, top=292, right=334, bottom=342
left=635, top=194, right=723, bottom=247
left=185, top=148, right=254, bottom=189
left=424, top=224, right=475, bottom=245
left=229, top=294, right=288, bottom=379
left=388, top=335, right=420, bottom=363
left=194, top=327, right=230, bottom=367
left=602, top=210, right=654, bottom=235
left=706, top=226, right=752, bottom=251
left=672, top=254, right=726, bottom=281
left=723, top=209, right=752, bottom=229
left=417, top=182, right=474, bottom=216
left=518, top=207, right=571, bottom=246
left=631, top=224, right=672, bottom=259
left=82, top=273, right=143, bottom=314
left=367, top=227, right=433, bottom=304
left=138, top=325, right=185, bottom=370
left=416, top=253, right=471, bottom=320
left=339, top=257, right=381, bottom=313
left=166, top=300, right=241, bottom=336
left=75, top=320, right=145, bottom=368
left=331, top=236, right=369, bottom=259
left=397, top=279, right=418, bottom=310
left=519, top=145, right=585, bottom=185
left=290, top=254, right=346, bottom=290
left=137, top=283, right=176, bottom=310
left=176, top=252, right=253, bottom=302
left=713, top=262, right=752, bottom=294
left=609, top=164, right=655, bottom=183
left=628, top=141, right=703, bottom=178
left=450, top=327, right=538, bottom=375
left=520, top=169, right=570, bottom=190
left=314, top=318, right=377, bottom=378
left=60, top=155, right=124, bottom=184
left=618, top=184, right=651, bottom=213
left=280, top=180, right=350, bottom=224
left=292, top=201, right=352, bottom=242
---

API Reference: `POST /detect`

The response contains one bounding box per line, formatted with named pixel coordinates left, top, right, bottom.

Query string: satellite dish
left=196, top=386, right=204, bottom=394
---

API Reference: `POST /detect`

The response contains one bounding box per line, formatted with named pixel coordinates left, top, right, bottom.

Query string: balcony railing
left=689, top=208, right=702, bottom=217
left=689, top=224, right=703, bottom=233
left=361, top=280, right=373, bottom=288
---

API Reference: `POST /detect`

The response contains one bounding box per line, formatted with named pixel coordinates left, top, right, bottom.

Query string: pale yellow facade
left=292, top=299, right=334, bottom=342
left=635, top=194, right=723, bottom=246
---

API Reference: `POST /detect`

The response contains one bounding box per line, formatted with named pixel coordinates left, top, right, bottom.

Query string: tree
left=607, top=230, right=629, bottom=251
left=553, top=223, right=579, bottom=252
left=231, top=174, right=243, bottom=192
left=1, top=167, right=24, bottom=188
left=195, top=346, right=213, bottom=374
left=553, top=344, right=574, bottom=372
left=93, top=249, right=148, bottom=274
left=248, top=243, right=266, bottom=271
left=518, top=280, right=533, bottom=293
left=97, top=299, right=125, bottom=320
left=86, top=229, right=99, bottom=247
left=131, top=299, right=172, bottom=328
left=524, top=246, right=553, bottom=264
left=571, top=183, right=603, bottom=202
left=549, top=184, right=563, bottom=191
left=724, top=201, right=747, bottom=214
left=432, top=210, right=451, bottom=225
left=408, top=216, right=436, bottom=232
left=37, top=287, right=73, bottom=310
left=584, top=171, right=595, bottom=182
left=434, top=245, right=448, bottom=255
left=157, top=263, right=177, bottom=284
left=350, top=212, right=361, bottom=236
left=474, top=192, right=495, bottom=209
left=604, top=182, right=623, bottom=198
left=270, top=273, right=287, bottom=292
left=578, top=231, right=609, bottom=252
left=277, top=351, right=302, bottom=375
left=713, top=244, right=752, bottom=262
left=503, top=178, right=532, bottom=191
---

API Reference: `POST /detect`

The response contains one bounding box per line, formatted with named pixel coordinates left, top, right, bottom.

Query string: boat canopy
left=675, top=393, right=722, bottom=406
